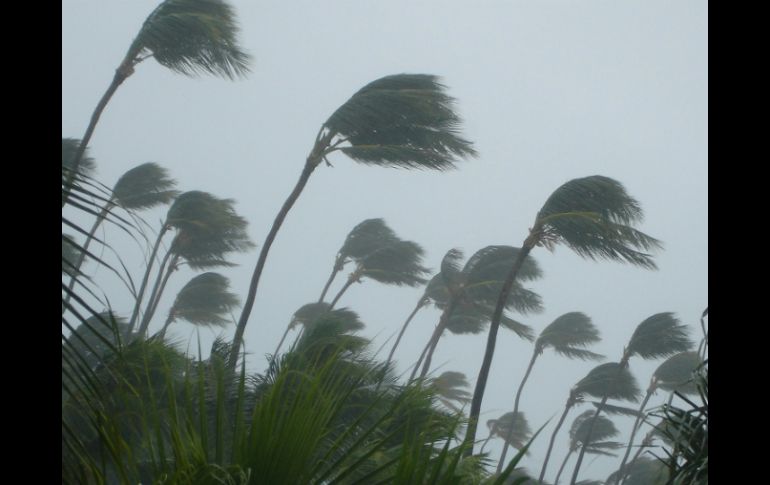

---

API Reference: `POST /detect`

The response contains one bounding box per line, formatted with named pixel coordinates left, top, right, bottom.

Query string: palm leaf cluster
left=111, top=162, right=179, bottom=210
left=62, top=138, right=96, bottom=179
left=535, top=312, right=603, bottom=360
left=429, top=371, right=472, bottom=412
left=486, top=411, right=532, bottom=451
left=166, top=272, right=239, bottom=328
left=567, top=411, right=621, bottom=456
left=624, top=312, right=694, bottom=362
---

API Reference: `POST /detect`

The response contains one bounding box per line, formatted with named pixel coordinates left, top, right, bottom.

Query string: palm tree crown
left=624, top=312, right=694, bottom=362
left=112, top=162, right=179, bottom=210
left=165, top=272, right=240, bottom=328
left=535, top=312, right=604, bottom=360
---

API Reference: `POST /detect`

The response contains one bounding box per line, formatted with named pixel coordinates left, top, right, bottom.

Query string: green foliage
left=430, top=371, right=472, bottom=411
left=62, top=137, right=96, bottom=176
left=626, top=313, right=694, bottom=361
left=574, top=363, right=641, bottom=403
left=167, top=272, right=240, bottom=328
left=112, top=162, right=179, bottom=210
left=486, top=412, right=532, bottom=451
left=535, top=312, right=604, bottom=361
left=653, top=351, right=702, bottom=394
left=568, top=411, right=621, bottom=455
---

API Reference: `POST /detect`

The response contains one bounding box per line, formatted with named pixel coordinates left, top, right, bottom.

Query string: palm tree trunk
left=127, top=224, right=169, bottom=335
left=329, top=276, right=355, bottom=309
left=615, top=388, right=654, bottom=483
left=539, top=399, right=574, bottom=484
left=273, top=324, right=292, bottom=359
left=229, top=154, right=325, bottom=370
left=478, top=429, right=495, bottom=454
left=408, top=332, right=434, bottom=382
left=62, top=202, right=112, bottom=314
left=419, top=300, right=459, bottom=379
left=138, top=252, right=179, bottom=337
left=497, top=349, right=540, bottom=472
left=464, top=244, right=534, bottom=457
left=619, top=429, right=655, bottom=485
left=158, top=314, right=174, bottom=339
left=62, top=67, right=131, bottom=207
left=568, top=396, right=608, bottom=485
left=384, top=298, right=426, bottom=372
left=553, top=449, right=574, bottom=485
left=318, top=260, right=342, bottom=303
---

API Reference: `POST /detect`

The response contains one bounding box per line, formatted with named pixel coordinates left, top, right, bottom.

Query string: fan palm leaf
left=232, top=73, right=476, bottom=368
left=467, top=175, right=660, bottom=457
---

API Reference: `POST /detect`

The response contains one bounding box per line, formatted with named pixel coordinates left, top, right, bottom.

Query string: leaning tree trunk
left=272, top=324, right=293, bottom=359
left=329, top=274, right=357, bottom=310
left=553, top=449, right=575, bottom=485
left=409, top=332, right=435, bottom=382
left=384, top=298, right=426, bottom=372
left=464, top=242, right=534, bottom=456
left=419, top=298, right=460, bottom=379
left=127, top=224, right=169, bottom=334
left=497, top=348, right=540, bottom=472
left=539, top=397, right=576, bottom=484
left=615, top=385, right=655, bottom=483
left=138, top=252, right=180, bottom=337
left=318, top=259, right=343, bottom=303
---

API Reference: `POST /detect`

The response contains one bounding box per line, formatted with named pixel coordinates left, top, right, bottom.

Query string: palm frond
left=653, top=351, right=702, bottom=394
left=325, top=74, right=477, bottom=170
left=627, top=312, right=694, bottom=360
left=574, top=363, right=641, bottom=402
left=463, top=245, right=543, bottom=284
left=338, top=218, right=399, bottom=261
left=167, top=272, right=240, bottom=327
left=553, top=347, right=605, bottom=361
left=569, top=411, right=619, bottom=449
left=112, top=162, right=179, bottom=209
left=62, top=137, right=96, bottom=177
left=488, top=411, right=532, bottom=450
left=62, top=234, right=82, bottom=277
left=590, top=402, right=644, bottom=418
left=289, top=303, right=364, bottom=335
left=359, top=239, right=430, bottom=286
left=613, top=457, right=669, bottom=485
left=535, top=176, right=662, bottom=268
left=537, top=312, right=601, bottom=355
left=127, top=0, right=251, bottom=79
left=430, top=371, right=471, bottom=410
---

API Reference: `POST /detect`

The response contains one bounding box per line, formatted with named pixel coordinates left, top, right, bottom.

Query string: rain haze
left=62, top=1, right=707, bottom=483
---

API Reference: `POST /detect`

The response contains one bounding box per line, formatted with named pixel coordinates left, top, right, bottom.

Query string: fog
left=62, top=1, right=707, bottom=482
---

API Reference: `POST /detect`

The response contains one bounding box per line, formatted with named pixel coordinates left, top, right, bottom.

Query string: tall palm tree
left=158, top=272, right=240, bottom=337
left=230, top=73, right=477, bottom=368
left=272, top=302, right=365, bottom=358
left=466, top=175, right=662, bottom=457
left=329, top=238, right=430, bottom=309
left=479, top=411, right=532, bottom=456
left=416, top=246, right=543, bottom=379
left=568, top=313, right=692, bottom=484
left=130, top=190, right=253, bottom=336
left=497, top=312, right=604, bottom=472
left=62, top=0, right=250, bottom=207
left=539, top=362, right=641, bottom=484
left=318, top=218, right=399, bottom=302
left=553, top=411, right=621, bottom=485
left=63, top=162, right=178, bottom=314
left=613, top=351, right=702, bottom=484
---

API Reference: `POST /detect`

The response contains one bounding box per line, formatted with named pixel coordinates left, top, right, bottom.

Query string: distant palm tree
left=429, top=371, right=472, bottom=412
left=538, top=362, right=641, bottom=484
left=231, top=73, right=477, bottom=368
left=497, top=312, right=604, bottom=473
left=63, top=162, right=178, bottom=314
left=318, top=218, right=399, bottom=302
left=568, top=313, right=692, bottom=484
left=466, top=175, right=662, bottom=457
left=613, top=351, right=702, bottom=484
left=553, top=411, right=621, bottom=485
left=329, top=238, right=430, bottom=309
left=272, top=302, right=364, bottom=358
left=479, top=411, right=532, bottom=456
left=158, top=272, right=240, bottom=338
left=416, top=246, right=543, bottom=379
left=62, top=0, right=250, bottom=207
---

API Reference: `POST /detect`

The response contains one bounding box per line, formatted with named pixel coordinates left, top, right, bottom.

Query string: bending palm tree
left=466, top=175, right=662, bottom=457
left=272, top=302, right=364, bottom=358
left=553, top=411, right=621, bottom=485
left=479, top=411, right=532, bottom=456
left=62, top=0, right=250, bottom=207
left=497, top=312, right=603, bottom=473
left=613, top=351, right=702, bottom=484
left=539, top=362, right=641, bottom=484
left=318, top=218, right=399, bottom=302
left=230, top=73, right=477, bottom=368
left=568, top=313, right=692, bottom=484
left=63, top=162, right=178, bottom=314
left=158, top=272, right=240, bottom=338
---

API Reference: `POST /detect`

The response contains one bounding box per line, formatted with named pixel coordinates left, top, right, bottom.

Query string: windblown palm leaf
left=534, top=176, right=662, bottom=268
left=445, top=303, right=535, bottom=341
left=536, top=312, right=603, bottom=360
left=569, top=411, right=620, bottom=452
left=112, top=162, right=179, bottom=210
left=609, top=458, right=669, bottom=485
left=356, top=239, right=430, bottom=286
left=66, top=312, right=131, bottom=367
left=430, top=371, right=471, bottom=411
left=653, top=351, right=702, bottom=394
left=574, top=363, right=641, bottom=403
left=166, top=272, right=239, bottom=327
left=487, top=411, right=532, bottom=451
left=62, top=138, right=96, bottom=178
left=324, top=74, right=477, bottom=170
left=62, top=234, right=81, bottom=277
left=626, top=313, right=693, bottom=361
left=289, top=303, right=365, bottom=334
left=125, top=0, right=251, bottom=79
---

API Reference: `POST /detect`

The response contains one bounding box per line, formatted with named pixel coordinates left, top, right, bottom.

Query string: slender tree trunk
left=568, top=396, right=608, bottom=485
left=619, top=429, right=655, bottom=485
left=464, top=243, right=534, bottom=457
left=419, top=299, right=459, bottom=379
left=615, top=388, right=654, bottom=483
left=158, top=314, right=174, bottom=339
left=553, top=449, right=574, bottom=485
left=62, top=66, right=131, bottom=207
left=497, top=349, right=540, bottom=472
left=229, top=142, right=329, bottom=369
left=329, top=275, right=356, bottom=309
left=138, top=252, right=179, bottom=337
left=273, top=324, right=292, bottom=359
left=384, top=298, right=426, bottom=372
left=538, top=399, right=574, bottom=484
left=409, top=332, right=434, bottom=382
left=478, top=429, right=495, bottom=455
left=128, top=224, right=169, bottom=335
left=62, top=202, right=112, bottom=314
left=318, top=260, right=342, bottom=303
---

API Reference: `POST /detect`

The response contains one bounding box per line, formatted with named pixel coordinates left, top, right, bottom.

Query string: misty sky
left=62, top=1, right=707, bottom=482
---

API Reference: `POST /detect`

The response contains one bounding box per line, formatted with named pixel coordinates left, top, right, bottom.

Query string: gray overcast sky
left=63, top=1, right=707, bottom=481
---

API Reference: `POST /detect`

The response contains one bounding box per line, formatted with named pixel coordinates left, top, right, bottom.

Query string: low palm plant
left=231, top=73, right=477, bottom=368
left=553, top=411, right=621, bottom=485
left=467, top=176, right=662, bottom=457
left=497, top=312, right=603, bottom=472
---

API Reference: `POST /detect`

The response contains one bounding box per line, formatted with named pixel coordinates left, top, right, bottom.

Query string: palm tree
left=130, top=190, right=253, bottom=336
left=272, top=302, right=365, bottom=358
left=329, top=238, right=430, bottom=309
left=63, top=162, right=178, bottom=314
left=230, top=73, right=477, bottom=368
left=416, top=246, right=543, bottom=379
left=479, top=411, right=532, bottom=456
left=568, top=313, right=692, bottom=484
left=466, top=175, right=662, bottom=457
left=318, top=218, right=399, bottom=302
left=497, top=312, right=604, bottom=472
left=429, top=371, right=472, bottom=412
left=62, top=0, right=250, bottom=207
left=613, top=351, right=702, bottom=484
left=606, top=457, right=668, bottom=485
left=553, top=411, right=621, bottom=485
left=539, top=362, right=641, bottom=484
left=158, top=272, right=240, bottom=338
